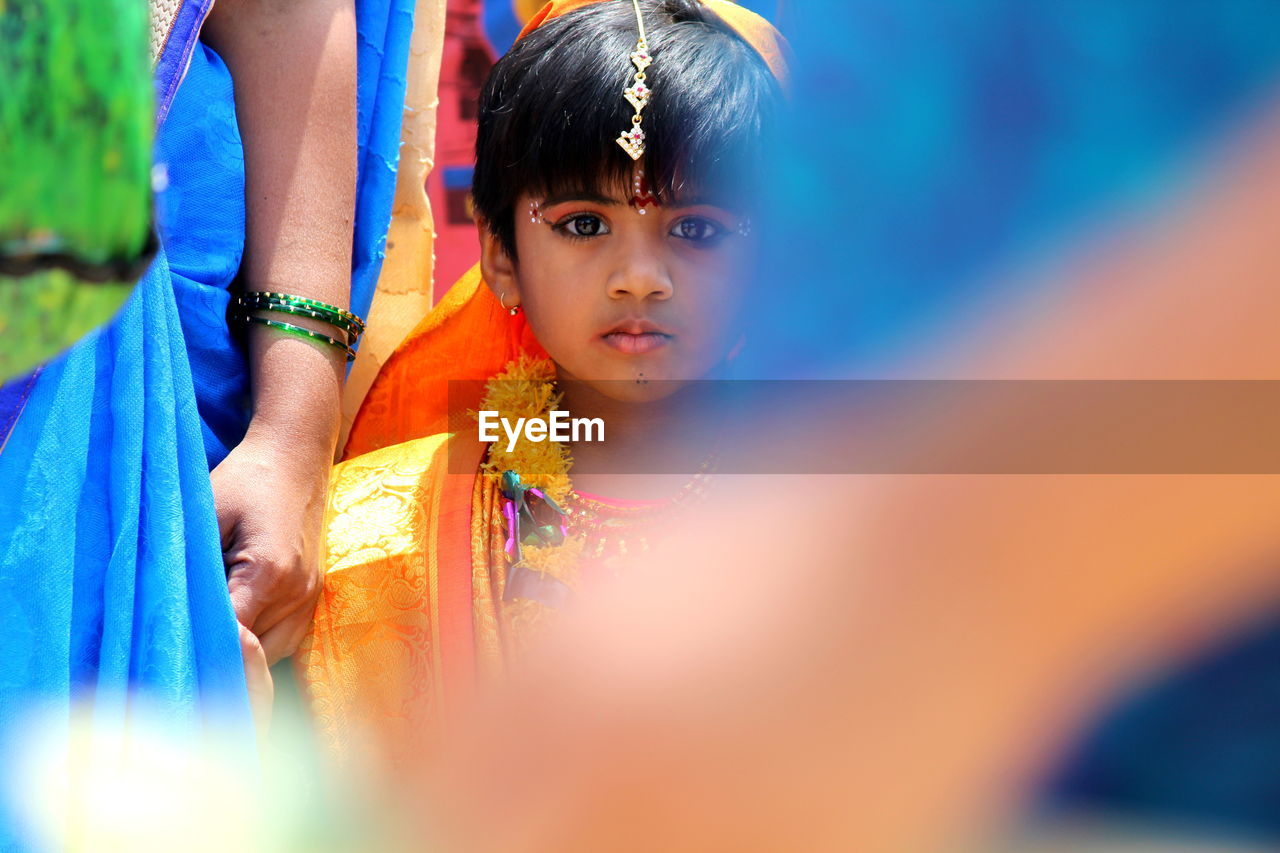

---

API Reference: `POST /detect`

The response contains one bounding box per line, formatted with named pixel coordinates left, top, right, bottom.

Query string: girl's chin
left=554, top=370, right=697, bottom=403
left=585, top=377, right=692, bottom=404
left=554, top=349, right=727, bottom=399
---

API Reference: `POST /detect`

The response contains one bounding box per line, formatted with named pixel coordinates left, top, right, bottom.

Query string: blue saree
left=0, top=0, right=414, bottom=847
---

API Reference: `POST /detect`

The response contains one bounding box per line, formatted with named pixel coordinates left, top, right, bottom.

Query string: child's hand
left=238, top=622, right=274, bottom=736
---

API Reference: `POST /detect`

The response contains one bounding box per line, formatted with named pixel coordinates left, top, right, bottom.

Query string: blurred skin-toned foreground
left=406, top=94, right=1280, bottom=852
left=416, top=476, right=1280, bottom=853
left=11, top=67, right=1280, bottom=853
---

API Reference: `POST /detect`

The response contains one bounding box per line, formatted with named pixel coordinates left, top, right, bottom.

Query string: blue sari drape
left=0, top=1, right=414, bottom=847
left=350, top=0, right=416, bottom=325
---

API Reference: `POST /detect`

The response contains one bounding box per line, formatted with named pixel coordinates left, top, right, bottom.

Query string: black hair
left=472, top=0, right=781, bottom=260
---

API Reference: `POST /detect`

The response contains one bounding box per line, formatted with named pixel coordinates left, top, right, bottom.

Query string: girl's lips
left=601, top=331, right=672, bottom=355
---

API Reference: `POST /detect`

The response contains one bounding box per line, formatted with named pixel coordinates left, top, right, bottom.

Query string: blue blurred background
left=759, top=0, right=1280, bottom=841
left=751, top=0, right=1280, bottom=377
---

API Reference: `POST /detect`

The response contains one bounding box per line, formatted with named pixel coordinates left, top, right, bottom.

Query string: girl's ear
left=479, top=221, right=521, bottom=307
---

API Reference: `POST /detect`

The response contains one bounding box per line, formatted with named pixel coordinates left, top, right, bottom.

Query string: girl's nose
left=607, top=244, right=673, bottom=302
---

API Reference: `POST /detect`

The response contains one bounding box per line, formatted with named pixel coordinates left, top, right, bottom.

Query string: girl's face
left=481, top=180, right=758, bottom=403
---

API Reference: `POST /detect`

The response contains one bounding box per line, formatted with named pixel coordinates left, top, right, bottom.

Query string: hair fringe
left=472, top=0, right=780, bottom=260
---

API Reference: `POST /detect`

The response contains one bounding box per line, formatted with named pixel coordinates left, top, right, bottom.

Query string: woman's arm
left=201, top=0, right=357, bottom=672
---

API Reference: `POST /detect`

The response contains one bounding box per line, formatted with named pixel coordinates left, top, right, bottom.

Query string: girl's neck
left=556, top=373, right=719, bottom=501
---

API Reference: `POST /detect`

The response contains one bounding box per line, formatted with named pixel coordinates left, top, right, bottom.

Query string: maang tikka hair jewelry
left=617, top=0, right=652, bottom=161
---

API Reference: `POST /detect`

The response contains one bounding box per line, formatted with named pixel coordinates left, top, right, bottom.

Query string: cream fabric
left=337, top=0, right=448, bottom=456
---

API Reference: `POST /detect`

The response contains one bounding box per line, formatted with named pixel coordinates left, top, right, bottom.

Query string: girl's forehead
left=531, top=171, right=746, bottom=211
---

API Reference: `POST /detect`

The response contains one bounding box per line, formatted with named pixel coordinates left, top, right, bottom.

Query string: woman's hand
left=211, top=424, right=330, bottom=665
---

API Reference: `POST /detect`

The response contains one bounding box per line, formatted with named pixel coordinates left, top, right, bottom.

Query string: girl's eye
left=554, top=214, right=609, bottom=238
left=670, top=216, right=728, bottom=244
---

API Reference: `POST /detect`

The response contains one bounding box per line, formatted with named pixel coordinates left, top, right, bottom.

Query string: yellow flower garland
left=477, top=354, right=586, bottom=600
left=475, top=355, right=713, bottom=637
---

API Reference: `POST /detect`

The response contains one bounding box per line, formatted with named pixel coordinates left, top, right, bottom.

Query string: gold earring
left=499, top=291, right=520, bottom=316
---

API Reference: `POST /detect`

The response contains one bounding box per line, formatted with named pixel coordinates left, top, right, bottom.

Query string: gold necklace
left=564, top=457, right=718, bottom=518
left=561, top=453, right=718, bottom=559
left=480, top=356, right=717, bottom=577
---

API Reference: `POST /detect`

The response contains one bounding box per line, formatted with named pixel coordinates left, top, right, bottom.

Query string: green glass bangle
left=236, top=314, right=356, bottom=362
left=234, top=295, right=361, bottom=343
left=241, top=290, right=366, bottom=335
left=236, top=294, right=363, bottom=340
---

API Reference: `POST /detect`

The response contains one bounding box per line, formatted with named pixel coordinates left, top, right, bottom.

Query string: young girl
left=295, top=0, right=786, bottom=760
